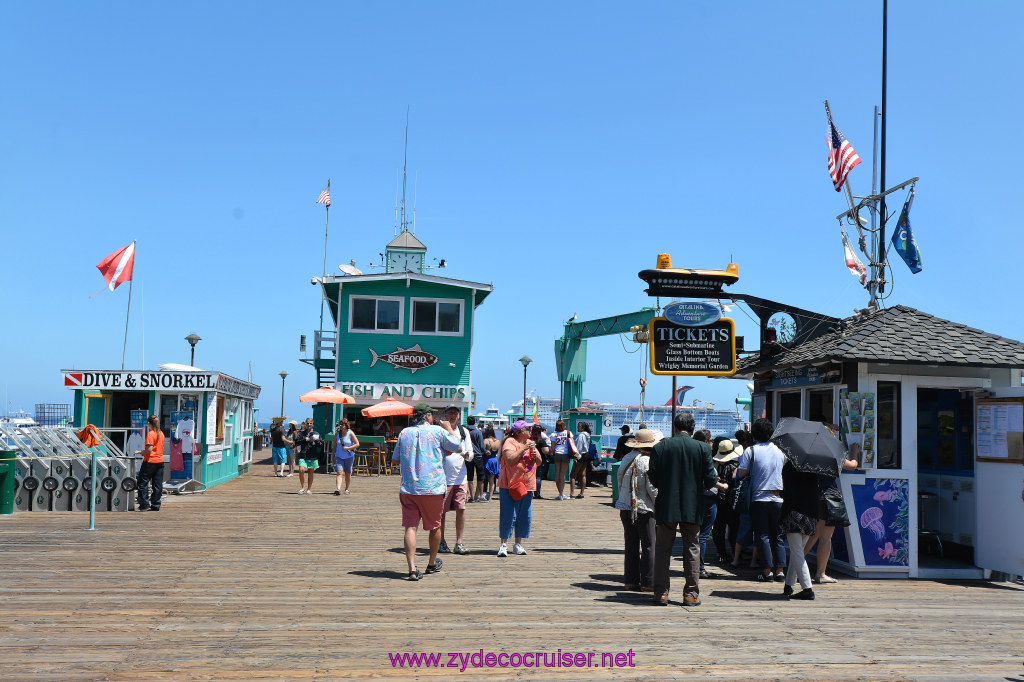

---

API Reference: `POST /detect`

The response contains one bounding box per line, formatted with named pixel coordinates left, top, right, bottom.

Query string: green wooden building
left=305, top=229, right=493, bottom=430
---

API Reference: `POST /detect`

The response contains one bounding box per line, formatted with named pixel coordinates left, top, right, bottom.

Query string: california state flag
left=841, top=232, right=867, bottom=286
left=96, top=242, right=135, bottom=291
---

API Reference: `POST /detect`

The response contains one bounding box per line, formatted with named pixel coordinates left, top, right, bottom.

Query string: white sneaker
left=298, top=489, right=306, bottom=494
left=286, top=473, right=294, bottom=477
left=513, top=543, right=527, bottom=555
left=497, top=543, right=508, bottom=557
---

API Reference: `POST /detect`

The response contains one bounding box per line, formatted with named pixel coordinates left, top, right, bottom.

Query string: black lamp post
left=279, top=371, right=288, bottom=417
left=519, top=355, right=532, bottom=421
left=185, top=333, right=201, bottom=366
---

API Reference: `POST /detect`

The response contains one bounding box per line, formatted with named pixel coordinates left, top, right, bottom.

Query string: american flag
left=316, top=185, right=331, bottom=207
left=827, top=114, right=861, bottom=192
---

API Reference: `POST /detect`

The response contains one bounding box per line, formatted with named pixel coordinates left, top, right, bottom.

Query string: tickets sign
left=649, top=317, right=736, bottom=376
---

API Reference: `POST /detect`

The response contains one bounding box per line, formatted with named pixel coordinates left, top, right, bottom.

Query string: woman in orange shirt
left=496, top=420, right=539, bottom=557
left=134, top=415, right=166, bottom=511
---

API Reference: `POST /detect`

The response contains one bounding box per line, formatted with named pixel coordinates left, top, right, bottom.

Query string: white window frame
left=348, top=296, right=404, bottom=334
left=410, top=297, right=463, bottom=337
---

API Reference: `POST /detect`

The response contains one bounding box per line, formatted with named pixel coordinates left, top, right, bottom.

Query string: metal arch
left=556, top=308, right=659, bottom=411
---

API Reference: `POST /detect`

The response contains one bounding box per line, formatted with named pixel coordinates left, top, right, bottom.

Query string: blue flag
left=890, top=191, right=922, bottom=274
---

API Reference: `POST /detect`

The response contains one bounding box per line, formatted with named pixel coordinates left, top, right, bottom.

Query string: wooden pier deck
left=1, top=458, right=1022, bottom=681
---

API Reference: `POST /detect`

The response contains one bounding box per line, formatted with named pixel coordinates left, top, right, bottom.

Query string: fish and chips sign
left=649, top=302, right=737, bottom=376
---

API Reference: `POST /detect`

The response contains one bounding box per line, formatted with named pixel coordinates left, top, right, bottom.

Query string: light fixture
left=449, top=362, right=456, bottom=368
left=278, top=371, right=288, bottom=417
left=185, top=333, right=201, bottom=366
left=519, top=356, right=532, bottom=421
left=352, top=359, right=359, bottom=364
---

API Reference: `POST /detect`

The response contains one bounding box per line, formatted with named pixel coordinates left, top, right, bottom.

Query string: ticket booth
left=63, top=368, right=261, bottom=490
left=737, top=304, right=1024, bottom=579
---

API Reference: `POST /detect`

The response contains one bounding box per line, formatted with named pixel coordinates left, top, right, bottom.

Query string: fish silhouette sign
left=369, top=344, right=438, bottom=374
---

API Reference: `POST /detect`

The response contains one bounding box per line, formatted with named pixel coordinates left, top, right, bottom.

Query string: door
left=85, top=394, right=110, bottom=427
left=974, top=387, right=1024, bottom=575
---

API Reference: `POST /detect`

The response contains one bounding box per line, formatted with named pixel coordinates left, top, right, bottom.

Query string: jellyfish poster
left=849, top=478, right=909, bottom=566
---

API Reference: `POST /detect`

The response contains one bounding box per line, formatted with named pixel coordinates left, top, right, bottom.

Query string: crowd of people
left=619, top=415, right=860, bottom=604
left=269, top=407, right=857, bottom=602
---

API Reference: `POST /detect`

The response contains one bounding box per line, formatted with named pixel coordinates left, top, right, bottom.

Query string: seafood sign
left=369, top=344, right=438, bottom=374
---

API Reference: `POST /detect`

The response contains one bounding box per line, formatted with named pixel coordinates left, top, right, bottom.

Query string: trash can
left=0, top=450, right=15, bottom=515
left=14, top=457, right=35, bottom=512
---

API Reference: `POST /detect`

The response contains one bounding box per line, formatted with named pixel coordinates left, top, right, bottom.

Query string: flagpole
left=121, top=269, right=133, bottom=371
left=878, top=0, right=888, bottom=294
left=869, top=105, right=880, bottom=307
left=319, top=179, right=330, bottom=335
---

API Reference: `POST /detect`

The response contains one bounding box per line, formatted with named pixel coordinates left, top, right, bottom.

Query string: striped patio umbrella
left=298, top=386, right=355, bottom=404
left=361, top=396, right=414, bottom=418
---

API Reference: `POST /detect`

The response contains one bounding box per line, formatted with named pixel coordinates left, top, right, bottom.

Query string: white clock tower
left=384, top=229, right=428, bottom=274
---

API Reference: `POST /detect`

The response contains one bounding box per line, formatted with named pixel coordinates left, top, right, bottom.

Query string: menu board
left=975, top=398, right=1024, bottom=462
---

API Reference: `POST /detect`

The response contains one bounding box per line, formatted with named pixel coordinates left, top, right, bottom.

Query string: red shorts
left=400, top=493, right=445, bottom=531
left=443, top=483, right=467, bottom=511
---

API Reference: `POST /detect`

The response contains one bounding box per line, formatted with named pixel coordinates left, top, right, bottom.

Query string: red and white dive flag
left=841, top=232, right=867, bottom=285
left=96, top=242, right=135, bottom=291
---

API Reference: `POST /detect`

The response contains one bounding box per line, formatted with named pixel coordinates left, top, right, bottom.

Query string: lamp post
left=185, top=333, right=201, bottom=366
left=519, top=355, right=532, bottom=421
left=279, top=371, right=288, bottom=417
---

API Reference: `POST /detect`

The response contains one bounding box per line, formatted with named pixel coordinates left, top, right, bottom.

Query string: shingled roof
left=737, top=304, right=1024, bottom=374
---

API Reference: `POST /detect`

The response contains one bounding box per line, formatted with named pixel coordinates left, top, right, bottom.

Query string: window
left=779, top=391, right=801, bottom=419
left=411, top=298, right=462, bottom=335
left=349, top=296, right=402, bottom=333
left=216, top=395, right=225, bottom=442
left=877, top=381, right=901, bottom=469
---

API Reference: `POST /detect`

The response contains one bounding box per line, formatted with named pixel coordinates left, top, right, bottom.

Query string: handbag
left=508, top=479, right=528, bottom=500
left=823, top=487, right=850, bottom=527
left=568, top=432, right=581, bottom=461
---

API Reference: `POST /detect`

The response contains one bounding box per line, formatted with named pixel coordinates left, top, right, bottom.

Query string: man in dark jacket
left=613, top=425, right=632, bottom=460
left=648, top=412, right=718, bottom=607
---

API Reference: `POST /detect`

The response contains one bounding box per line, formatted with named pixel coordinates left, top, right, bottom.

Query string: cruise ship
left=509, top=391, right=748, bottom=450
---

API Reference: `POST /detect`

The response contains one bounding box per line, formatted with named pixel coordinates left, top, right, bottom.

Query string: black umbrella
left=770, top=418, right=847, bottom=477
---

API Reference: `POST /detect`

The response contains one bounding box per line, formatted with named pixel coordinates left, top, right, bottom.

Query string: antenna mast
left=399, top=106, right=410, bottom=234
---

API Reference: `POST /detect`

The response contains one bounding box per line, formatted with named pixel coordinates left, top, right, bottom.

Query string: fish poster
left=849, top=478, right=909, bottom=566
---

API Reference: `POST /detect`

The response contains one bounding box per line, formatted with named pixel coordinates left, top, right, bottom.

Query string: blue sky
left=2, top=1, right=1022, bottom=421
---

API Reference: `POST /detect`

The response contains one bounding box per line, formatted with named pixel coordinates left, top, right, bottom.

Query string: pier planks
left=1, top=460, right=1022, bottom=680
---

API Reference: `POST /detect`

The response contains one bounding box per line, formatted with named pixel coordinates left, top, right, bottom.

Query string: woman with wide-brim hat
left=614, top=428, right=663, bottom=592
left=711, top=439, right=741, bottom=564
